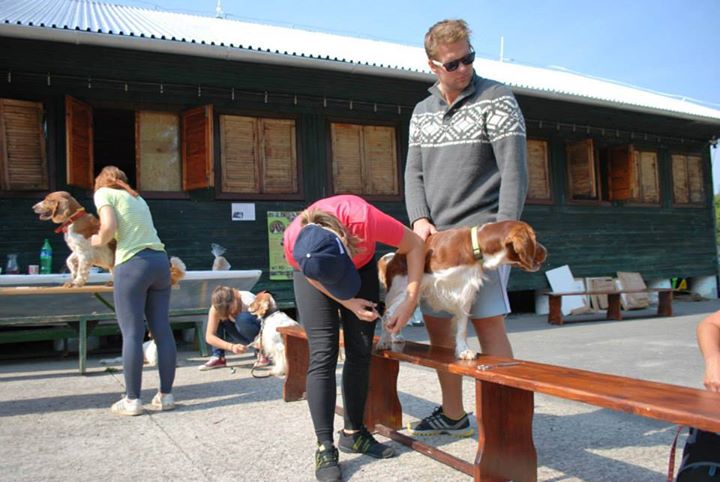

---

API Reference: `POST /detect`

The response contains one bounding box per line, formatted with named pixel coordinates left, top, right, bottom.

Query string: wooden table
left=545, top=288, right=674, bottom=325
left=0, top=285, right=207, bottom=373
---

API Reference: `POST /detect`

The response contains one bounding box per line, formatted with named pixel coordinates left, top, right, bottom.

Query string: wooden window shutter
left=687, top=155, right=705, bottom=204
left=220, top=115, right=259, bottom=193
left=331, top=123, right=363, bottom=194
left=363, top=125, right=398, bottom=195
left=526, top=139, right=550, bottom=200
left=65, top=96, right=93, bottom=189
left=636, top=150, right=659, bottom=203
left=608, top=145, right=632, bottom=201
left=566, top=139, right=596, bottom=200
left=182, top=105, right=213, bottom=191
left=0, top=99, right=48, bottom=190
left=672, top=154, right=690, bottom=204
left=261, top=118, right=297, bottom=193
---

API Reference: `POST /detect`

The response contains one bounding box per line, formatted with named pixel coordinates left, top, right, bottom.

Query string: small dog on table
left=33, top=190, right=186, bottom=287
left=247, top=291, right=299, bottom=377
left=377, top=220, right=547, bottom=360
left=33, top=191, right=115, bottom=287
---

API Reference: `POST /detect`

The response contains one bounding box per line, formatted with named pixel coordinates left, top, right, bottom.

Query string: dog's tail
left=170, top=256, right=187, bottom=286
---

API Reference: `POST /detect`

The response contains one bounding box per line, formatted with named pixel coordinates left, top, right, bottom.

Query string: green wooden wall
left=0, top=36, right=718, bottom=305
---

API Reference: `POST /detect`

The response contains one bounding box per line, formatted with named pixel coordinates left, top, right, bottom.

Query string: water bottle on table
left=40, top=239, right=52, bottom=274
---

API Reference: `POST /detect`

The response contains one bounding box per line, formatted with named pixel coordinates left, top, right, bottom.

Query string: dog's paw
left=62, top=281, right=74, bottom=288
left=456, top=348, right=477, bottom=360
left=391, top=333, right=406, bottom=345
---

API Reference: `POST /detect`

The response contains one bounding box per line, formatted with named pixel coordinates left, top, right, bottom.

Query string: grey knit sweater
left=405, top=73, right=528, bottom=230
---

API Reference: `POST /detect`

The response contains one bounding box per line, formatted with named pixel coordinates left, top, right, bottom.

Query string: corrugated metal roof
left=2, top=0, right=720, bottom=123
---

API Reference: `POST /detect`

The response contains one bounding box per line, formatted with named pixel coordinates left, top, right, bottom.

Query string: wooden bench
left=278, top=324, right=720, bottom=482
left=545, top=288, right=674, bottom=325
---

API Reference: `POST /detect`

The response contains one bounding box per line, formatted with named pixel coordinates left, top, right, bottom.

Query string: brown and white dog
left=247, top=291, right=299, bottom=377
left=33, top=191, right=115, bottom=287
left=33, top=191, right=186, bottom=287
left=377, top=220, right=547, bottom=359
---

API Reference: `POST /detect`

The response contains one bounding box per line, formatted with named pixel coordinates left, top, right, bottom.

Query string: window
left=66, top=96, right=211, bottom=193
left=219, top=114, right=298, bottom=194
left=0, top=98, right=48, bottom=191
left=631, top=149, right=659, bottom=204
left=526, top=139, right=551, bottom=202
left=566, top=139, right=596, bottom=201
left=672, top=154, right=705, bottom=205
left=330, top=123, right=398, bottom=196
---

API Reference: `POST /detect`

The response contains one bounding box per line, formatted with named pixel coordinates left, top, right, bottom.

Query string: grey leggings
left=113, top=249, right=176, bottom=399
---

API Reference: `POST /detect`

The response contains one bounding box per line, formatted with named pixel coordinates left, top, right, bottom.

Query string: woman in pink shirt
left=284, top=195, right=424, bottom=482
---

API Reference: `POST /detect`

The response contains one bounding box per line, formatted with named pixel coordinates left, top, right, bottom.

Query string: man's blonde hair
left=424, top=19, right=471, bottom=59
left=299, top=208, right=363, bottom=258
left=211, top=286, right=237, bottom=320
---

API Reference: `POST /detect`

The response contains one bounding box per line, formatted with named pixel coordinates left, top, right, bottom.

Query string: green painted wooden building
left=1, top=0, right=719, bottom=306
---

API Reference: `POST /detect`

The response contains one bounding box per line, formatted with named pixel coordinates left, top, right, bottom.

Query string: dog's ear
left=50, top=197, right=68, bottom=223
left=504, top=223, right=544, bottom=272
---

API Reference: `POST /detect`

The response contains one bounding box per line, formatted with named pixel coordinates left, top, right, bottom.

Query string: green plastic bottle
left=40, top=238, right=52, bottom=274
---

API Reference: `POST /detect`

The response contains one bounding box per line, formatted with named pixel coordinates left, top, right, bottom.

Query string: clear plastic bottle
left=40, top=239, right=52, bottom=274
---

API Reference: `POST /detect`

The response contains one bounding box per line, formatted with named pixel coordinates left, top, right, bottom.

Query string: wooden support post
left=547, top=295, right=563, bottom=325
left=606, top=293, right=622, bottom=320
left=365, top=356, right=402, bottom=430
left=282, top=332, right=309, bottom=402
left=657, top=290, right=673, bottom=317
left=475, top=380, right=536, bottom=482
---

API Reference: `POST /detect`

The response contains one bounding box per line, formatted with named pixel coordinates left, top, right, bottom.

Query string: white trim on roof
left=1, top=0, right=719, bottom=123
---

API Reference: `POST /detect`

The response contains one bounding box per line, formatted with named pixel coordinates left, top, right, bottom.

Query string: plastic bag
left=211, top=243, right=231, bottom=271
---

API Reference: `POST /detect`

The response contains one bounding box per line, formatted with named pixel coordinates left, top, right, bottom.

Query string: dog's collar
left=263, top=307, right=280, bottom=318
left=471, top=225, right=483, bottom=261
left=54, top=208, right=87, bottom=234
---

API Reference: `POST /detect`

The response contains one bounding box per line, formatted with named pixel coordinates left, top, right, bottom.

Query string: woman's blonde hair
left=300, top=208, right=363, bottom=258
left=94, top=165, right=139, bottom=197
left=424, top=19, right=471, bottom=59
left=211, top=286, right=238, bottom=320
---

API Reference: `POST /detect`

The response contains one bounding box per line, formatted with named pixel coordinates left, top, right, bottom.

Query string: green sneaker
left=338, top=428, right=395, bottom=459
left=315, top=442, right=341, bottom=482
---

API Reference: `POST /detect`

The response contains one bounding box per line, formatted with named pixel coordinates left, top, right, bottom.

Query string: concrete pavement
left=1, top=298, right=717, bottom=481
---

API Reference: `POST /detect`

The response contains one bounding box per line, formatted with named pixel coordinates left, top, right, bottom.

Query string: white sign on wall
left=231, top=203, right=256, bottom=221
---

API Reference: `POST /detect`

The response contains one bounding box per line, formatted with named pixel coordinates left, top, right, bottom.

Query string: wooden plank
left=0, top=285, right=114, bottom=296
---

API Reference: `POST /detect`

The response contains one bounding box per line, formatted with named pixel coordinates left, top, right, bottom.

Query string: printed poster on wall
left=267, top=211, right=300, bottom=280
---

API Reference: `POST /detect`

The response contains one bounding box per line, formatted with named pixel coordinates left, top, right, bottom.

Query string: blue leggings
left=211, top=312, right=262, bottom=358
left=113, top=249, right=176, bottom=399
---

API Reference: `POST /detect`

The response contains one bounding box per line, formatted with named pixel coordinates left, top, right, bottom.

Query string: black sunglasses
left=431, top=47, right=476, bottom=72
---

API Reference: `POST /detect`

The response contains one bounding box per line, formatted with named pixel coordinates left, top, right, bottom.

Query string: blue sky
left=110, top=0, right=720, bottom=189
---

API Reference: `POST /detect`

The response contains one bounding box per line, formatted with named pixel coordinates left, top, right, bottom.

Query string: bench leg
left=282, top=333, right=309, bottom=402
left=79, top=318, right=87, bottom=375
left=548, top=296, right=563, bottom=325
left=657, top=291, right=672, bottom=317
left=194, top=321, right=209, bottom=357
left=365, top=356, right=401, bottom=430
left=607, top=294, right=622, bottom=320
left=474, top=380, right=536, bottom=482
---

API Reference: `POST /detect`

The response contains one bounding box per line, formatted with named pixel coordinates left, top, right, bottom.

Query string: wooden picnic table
left=0, top=284, right=208, bottom=373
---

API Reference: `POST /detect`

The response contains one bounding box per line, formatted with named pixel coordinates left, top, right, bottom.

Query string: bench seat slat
left=376, top=340, right=720, bottom=433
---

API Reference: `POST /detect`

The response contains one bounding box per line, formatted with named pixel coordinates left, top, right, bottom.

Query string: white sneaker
left=111, top=397, right=144, bottom=416
left=151, top=392, right=175, bottom=411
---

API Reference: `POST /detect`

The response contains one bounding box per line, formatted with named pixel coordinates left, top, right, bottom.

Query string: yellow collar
left=471, top=225, right=483, bottom=261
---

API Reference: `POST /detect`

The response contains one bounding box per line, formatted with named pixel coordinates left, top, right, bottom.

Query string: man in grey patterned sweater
left=405, top=19, right=529, bottom=437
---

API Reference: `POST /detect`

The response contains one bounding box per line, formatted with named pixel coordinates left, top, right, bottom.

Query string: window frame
left=565, top=138, right=601, bottom=205
left=525, top=137, right=553, bottom=205
left=670, top=151, right=707, bottom=208
left=214, top=109, right=303, bottom=201
left=326, top=117, right=403, bottom=202
left=0, top=96, right=52, bottom=196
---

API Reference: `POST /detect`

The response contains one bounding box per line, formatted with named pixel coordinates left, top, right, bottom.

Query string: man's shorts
left=420, top=265, right=511, bottom=319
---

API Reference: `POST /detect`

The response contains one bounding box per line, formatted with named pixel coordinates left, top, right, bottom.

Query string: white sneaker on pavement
left=151, top=392, right=175, bottom=411
left=111, top=396, right=144, bottom=416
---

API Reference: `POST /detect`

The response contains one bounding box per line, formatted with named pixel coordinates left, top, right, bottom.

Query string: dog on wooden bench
left=377, top=220, right=546, bottom=359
